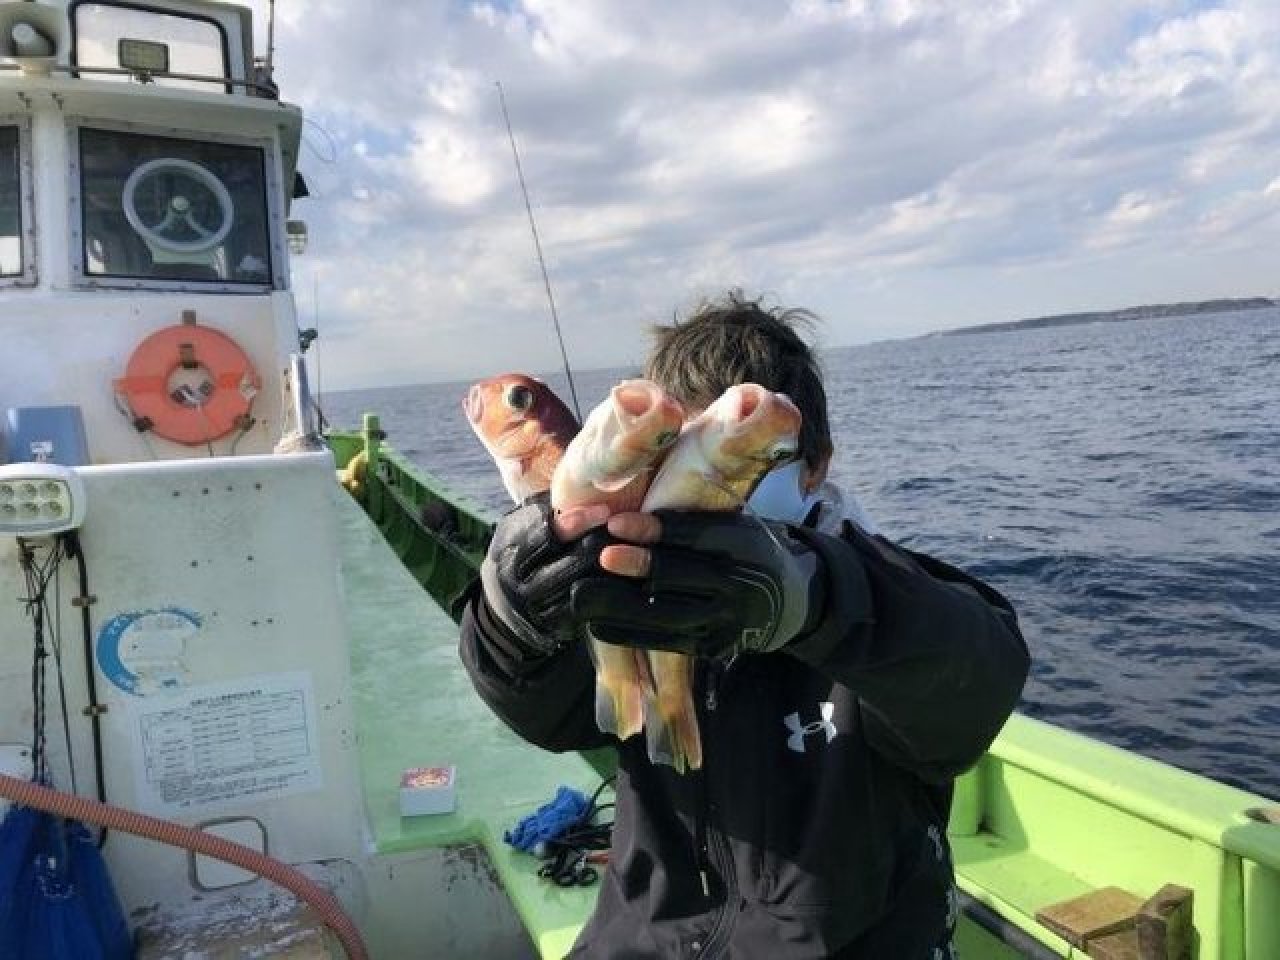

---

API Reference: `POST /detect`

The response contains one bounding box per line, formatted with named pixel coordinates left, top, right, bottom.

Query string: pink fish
left=464, top=373, right=579, bottom=502
left=551, top=380, right=685, bottom=739
left=640, top=383, right=803, bottom=773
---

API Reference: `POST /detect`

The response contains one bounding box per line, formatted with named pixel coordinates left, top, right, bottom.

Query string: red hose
left=0, top=774, right=369, bottom=960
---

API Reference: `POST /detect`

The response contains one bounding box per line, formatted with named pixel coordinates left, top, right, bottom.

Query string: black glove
left=569, top=511, right=828, bottom=659
left=480, top=494, right=605, bottom=655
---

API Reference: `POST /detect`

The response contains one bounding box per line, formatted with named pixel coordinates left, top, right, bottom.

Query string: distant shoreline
left=934, top=297, right=1277, bottom=338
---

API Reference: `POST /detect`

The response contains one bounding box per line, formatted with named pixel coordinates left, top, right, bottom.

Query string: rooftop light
left=118, top=36, right=168, bottom=74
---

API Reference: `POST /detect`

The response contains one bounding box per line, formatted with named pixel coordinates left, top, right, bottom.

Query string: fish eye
left=505, top=384, right=535, bottom=413
left=655, top=429, right=679, bottom=448
left=767, top=444, right=798, bottom=464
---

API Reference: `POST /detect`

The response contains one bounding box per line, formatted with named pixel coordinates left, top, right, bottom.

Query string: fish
left=464, top=373, right=579, bottom=503
left=639, top=383, right=803, bottom=773
left=550, top=380, right=685, bottom=740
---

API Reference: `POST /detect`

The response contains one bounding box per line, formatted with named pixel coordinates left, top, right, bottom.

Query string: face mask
left=747, top=460, right=819, bottom=523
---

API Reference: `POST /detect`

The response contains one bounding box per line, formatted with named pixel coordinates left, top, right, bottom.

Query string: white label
left=130, top=672, right=322, bottom=813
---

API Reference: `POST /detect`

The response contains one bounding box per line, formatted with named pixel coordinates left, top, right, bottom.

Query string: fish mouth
left=463, top=385, right=484, bottom=424
left=723, top=384, right=800, bottom=434
left=734, top=384, right=764, bottom=422
left=613, top=381, right=657, bottom=424
left=606, top=381, right=684, bottom=462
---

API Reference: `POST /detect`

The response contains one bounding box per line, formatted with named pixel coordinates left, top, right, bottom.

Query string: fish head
left=607, top=380, right=685, bottom=461
left=697, top=384, right=803, bottom=493
left=464, top=373, right=578, bottom=500
left=556, top=379, right=684, bottom=502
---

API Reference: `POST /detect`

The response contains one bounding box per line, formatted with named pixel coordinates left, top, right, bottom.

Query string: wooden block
left=1087, top=929, right=1140, bottom=960
left=1036, top=886, right=1143, bottom=948
left=1136, top=884, right=1194, bottom=960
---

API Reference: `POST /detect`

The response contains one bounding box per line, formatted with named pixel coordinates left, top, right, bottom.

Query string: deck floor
left=336, top=493, right=602, bottom=958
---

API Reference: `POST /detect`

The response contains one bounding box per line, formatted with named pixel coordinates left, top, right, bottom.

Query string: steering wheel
left=122, top=158, right=235, bottom=254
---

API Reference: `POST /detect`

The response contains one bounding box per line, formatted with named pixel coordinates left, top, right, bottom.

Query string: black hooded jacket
left=459, top=518, right=1029, bottom=959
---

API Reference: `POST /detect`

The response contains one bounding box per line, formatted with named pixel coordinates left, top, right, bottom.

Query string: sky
left=248, top=0, right=1280, bottom=389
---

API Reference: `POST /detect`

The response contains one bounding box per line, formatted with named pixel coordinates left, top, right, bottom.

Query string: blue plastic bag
left=0, top=803, right=132, bottom=960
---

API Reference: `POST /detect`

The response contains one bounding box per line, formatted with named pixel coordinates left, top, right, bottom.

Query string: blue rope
left=503, top=786, right=592, bottom=854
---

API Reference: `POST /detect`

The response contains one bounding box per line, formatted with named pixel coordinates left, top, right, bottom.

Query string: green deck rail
left=331, top=418, right=494, bottom=622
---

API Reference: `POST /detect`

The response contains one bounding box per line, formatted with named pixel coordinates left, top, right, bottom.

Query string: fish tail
left=645, top=673, right=703, bottom=773
left=595, top=675, right=645, bottom=740
left=644, top=699, right=702, bottom=774
left=668, top=694, right=703, bottom=772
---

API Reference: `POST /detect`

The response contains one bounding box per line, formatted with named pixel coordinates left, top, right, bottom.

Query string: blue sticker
left=97, top=608, right=202, bottom=695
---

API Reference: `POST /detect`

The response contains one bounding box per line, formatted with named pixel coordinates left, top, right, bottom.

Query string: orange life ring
left=114, top=322, right=260, bottom=446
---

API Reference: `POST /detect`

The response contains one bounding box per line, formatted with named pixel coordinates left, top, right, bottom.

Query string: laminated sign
left=129, top=672, right=323, bottom=814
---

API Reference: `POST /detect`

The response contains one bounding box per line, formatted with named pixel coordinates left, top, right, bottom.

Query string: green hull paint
left=329, top=429, right=1280, bottom=959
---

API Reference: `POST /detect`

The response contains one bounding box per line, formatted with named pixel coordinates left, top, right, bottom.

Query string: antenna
left=495, top=80, right=583, bottom=421
left=266, top=0, right=276, bottom=75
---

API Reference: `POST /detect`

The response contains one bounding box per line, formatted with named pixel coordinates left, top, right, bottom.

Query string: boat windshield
left=78, top=128, right=273, bottom=287
left=74, top=3, right=229, bottom=91
left=0, top=126, right=21, bottom=276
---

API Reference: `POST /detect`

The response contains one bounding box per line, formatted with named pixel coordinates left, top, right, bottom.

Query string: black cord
left=47, top=538, right=79, bottom=796
left=536, top=776, right=617, bottom=885
left=19, top=540, right=50, bottom=785
left=63, top=532, right=109, bottom=846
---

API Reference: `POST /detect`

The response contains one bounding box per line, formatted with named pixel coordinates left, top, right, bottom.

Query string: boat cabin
left=0, top=0, right=306, bottom=466
left=0, top=4, right=376, bottom=952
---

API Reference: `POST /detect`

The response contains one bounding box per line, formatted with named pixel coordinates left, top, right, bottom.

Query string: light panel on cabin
left=0, top=463, right=86, bottom=536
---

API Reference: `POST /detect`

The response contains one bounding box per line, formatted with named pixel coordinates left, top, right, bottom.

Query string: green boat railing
left=330, top=416, right=494, bottom=622
left=327, top=423, right=1280, bottom=960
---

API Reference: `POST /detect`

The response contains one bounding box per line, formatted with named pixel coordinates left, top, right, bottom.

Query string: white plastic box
left=399, top=766, right=457, bottom=816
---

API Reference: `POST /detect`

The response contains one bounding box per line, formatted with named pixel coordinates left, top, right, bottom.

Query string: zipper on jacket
left=695, top=786, right=712, bottom=899
left=694, top=662, right=717, bottom=901
left=694, top=664, right=738, bottom=958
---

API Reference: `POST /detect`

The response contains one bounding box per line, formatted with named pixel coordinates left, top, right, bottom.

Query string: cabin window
left=78, top=128, right=273, bottom=287
left=0, top=126, right=21, bottom=276
left=73, top=3, right=229, bottom=91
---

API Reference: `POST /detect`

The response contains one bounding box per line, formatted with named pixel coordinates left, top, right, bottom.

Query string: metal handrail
left=0, top=61, right=279, bottom=97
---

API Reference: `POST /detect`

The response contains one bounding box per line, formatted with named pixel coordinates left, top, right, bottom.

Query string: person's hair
left=644, top=290, right=833, bottom=470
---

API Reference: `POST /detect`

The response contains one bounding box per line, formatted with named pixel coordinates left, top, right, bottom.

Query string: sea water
left=325, top=306, right=1280, bottom=800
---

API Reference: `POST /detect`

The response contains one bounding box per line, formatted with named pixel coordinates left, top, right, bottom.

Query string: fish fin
left=669, top=697, right=703, bottom=772
left=645, top=673, right=703, bottom=774
left=591, top=470, right=647, bottom=494
left=595, top=676, right=645, bottom=740
left=633, top=647, right=656, bottom=698
left=643, top=700, right=680, bottom=773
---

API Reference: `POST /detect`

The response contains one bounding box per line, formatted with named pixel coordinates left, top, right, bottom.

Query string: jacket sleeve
left=458, top=581, right=612, bottom=754
left=786, top=522, right=1030, bottom=783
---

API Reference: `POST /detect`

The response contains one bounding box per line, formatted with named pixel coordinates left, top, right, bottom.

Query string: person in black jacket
left=460, top=292, right=1030, bottom=960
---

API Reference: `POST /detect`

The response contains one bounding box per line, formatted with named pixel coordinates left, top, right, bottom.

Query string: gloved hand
left=569, top=510, right=829, bottom=659
left=480, top=494, right=608, bottom=655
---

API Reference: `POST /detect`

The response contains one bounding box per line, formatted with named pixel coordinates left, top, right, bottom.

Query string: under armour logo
left=784, top=702, right=837, bottom=753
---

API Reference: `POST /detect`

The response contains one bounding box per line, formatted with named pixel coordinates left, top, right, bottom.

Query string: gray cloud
left=249, top=0, right=1280, bottom=387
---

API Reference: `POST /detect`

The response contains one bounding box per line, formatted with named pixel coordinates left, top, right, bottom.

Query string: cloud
left=241, top=0, right=1280, bottom=388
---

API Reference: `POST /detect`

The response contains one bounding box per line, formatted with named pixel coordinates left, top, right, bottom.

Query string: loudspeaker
left=0, top=2, right=66, bottom=76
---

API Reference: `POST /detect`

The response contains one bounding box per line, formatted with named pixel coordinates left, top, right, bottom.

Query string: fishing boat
left=0, top=2, right=1274, bottom=958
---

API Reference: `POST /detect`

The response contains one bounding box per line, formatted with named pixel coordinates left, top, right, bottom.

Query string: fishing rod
left=495, top=80, right=583, bottom=422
